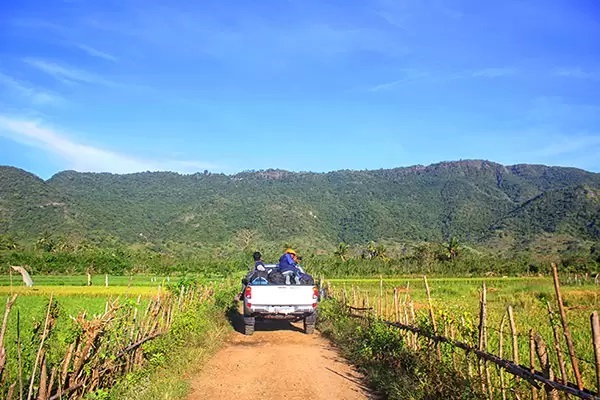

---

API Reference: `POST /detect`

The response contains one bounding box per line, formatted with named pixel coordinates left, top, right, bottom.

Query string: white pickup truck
left=241, top=270, right=319, bottom=335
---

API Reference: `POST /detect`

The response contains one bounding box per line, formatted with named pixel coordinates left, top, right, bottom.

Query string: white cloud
left=0, top=116, right=217, bottom=174
left=75, top=44, right=118, bottom=63
left=0, top=72, right=63, bottom=105
left=24, top=58, right=115, bottom=86
left=552, top=67, right=600, bottom=80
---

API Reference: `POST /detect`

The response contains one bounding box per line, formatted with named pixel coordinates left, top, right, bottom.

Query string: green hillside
left=1, top=160, right=600, bottom=253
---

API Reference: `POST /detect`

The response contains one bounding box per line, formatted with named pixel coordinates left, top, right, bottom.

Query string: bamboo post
left=394, top=287, right=399, bottom=322
left=499, top=314, right=507, bottom=400
left=547, top=302, right=568, bottom=384
left=529, top=329, right=539, bottom=400
left=424, top=276, right=437, bottom=331
left=450, top=324, right=457, bottom=370
left=409, top=301, right=417, bottom=350
left=507, top=305, right=519, bottom=365
left=385, top=289, right=389, bottom=319
left=27, top=293, right=54, bottom=400
left=403, top=291, right=409, bottom=325
left=378, top=276, right=383, bottom=318
left=424, top=276, right=441, bottom=361
left=461, top=315, right=473, bottom=380
left=7, top=383, right=16, bottom=400
left=552, top=263, right=584, bottom=390
left=478, top=283, right=492, bottom=399
left=591, top=311, right=600, bottom=395
left=534, top=332, right=559, bottom=400
left=18, top=309, right=23, bottom=400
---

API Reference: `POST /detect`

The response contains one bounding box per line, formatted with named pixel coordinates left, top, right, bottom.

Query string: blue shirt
left=278, top=253, right=298, bottom=273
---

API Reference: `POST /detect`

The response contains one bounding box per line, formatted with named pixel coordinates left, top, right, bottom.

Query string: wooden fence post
left=499, top=314, right=507, bottom=400
left=534, top=331, right=559, bottom=400
left=394, top=287, right=399, bottom=322
left=591, top=311, right=600, bottom=395
left=507, top=305, right=519, bottom=365
left=378, top=276, right=383, bottom=318
left=552, top=262, right=584, bottom=390
left=27, top=293, right=54, bottom=400
left=529, top=329, right=538, bottom=400
left=547, top=301, right=568, bottom=384
left=105, top=274, right=108, bottom=287
left=478, top=283, right=492, bottom=399
left=385, top=289, right=389, bottom=319
left=424, top=276, right=441, bottom=361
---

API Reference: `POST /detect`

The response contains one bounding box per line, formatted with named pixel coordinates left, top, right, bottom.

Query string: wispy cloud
left=471, top=67, right=517, bottom=78
left=552, top=67, right=600, bottom=80
left=368, top=70, right=430, bottom=92
left=0, top=116, right=217, bottom=174
left=368, top=66, right=517, bottom=92
left=24, top=58, right=115, bottom=86
left=0, top=72, right=63, bottom=105
left=75, top=44, right=118, bottom=63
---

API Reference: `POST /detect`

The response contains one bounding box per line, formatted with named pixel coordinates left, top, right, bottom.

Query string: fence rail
left=327, top=263, right=600, bottom=400
left=0, top=284, right=214, bottom=400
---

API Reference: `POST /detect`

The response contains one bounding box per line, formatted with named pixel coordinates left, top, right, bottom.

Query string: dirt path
left=187, top=317, right=373, bottom=400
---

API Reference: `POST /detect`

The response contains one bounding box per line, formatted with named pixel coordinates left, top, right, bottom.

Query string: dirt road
left=187, top=317, right=372, bottom=400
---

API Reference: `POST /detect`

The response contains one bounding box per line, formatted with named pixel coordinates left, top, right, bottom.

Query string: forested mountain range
left=1, top=160, right=600, bottom=254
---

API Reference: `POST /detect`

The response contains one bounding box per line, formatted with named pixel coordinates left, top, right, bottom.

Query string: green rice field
left=329, top=276, right=600, bottom=390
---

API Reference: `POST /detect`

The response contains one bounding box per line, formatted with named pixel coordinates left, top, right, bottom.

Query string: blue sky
left=1, top=0, right=599, bottom=179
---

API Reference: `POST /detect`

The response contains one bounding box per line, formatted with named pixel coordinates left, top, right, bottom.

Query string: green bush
left=318, top=299, right=484, bottom=400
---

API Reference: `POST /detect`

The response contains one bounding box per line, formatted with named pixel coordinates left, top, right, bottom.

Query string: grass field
left=330, top=276, right=600, bottom=390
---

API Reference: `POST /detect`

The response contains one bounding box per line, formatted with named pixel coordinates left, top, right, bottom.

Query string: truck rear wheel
left=244, top=316, right=255, bottom=336
left=304, top=314, right=316, bottom=335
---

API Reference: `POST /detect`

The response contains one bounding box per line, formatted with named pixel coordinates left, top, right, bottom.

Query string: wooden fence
left=327, top=263, right=600, bottom=400
left=0, top=284, right=214, bottom=400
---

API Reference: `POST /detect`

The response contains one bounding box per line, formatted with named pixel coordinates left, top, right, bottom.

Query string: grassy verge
left=317, top=299, right=485, bottom=400
left=105, top=285, right=237, bottom=400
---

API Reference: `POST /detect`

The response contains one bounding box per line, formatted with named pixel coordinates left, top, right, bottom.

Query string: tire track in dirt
left=187, top=317, right=373, bottom=400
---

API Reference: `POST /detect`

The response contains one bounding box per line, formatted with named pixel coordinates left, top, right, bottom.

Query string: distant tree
left=35, top=232, right=55, bottom=252
left=234, top=229, right=260, bottom=250
left=591, top=243, right=600, bottom=263
left=334, top=242, right=349, bottom=261
left=443, top=237, right=461, bottom=261
left=0, top=234, right=17, bottom=250
left=361, top=241, right=377, bottom=260
left=374, top=244, right=388, bottom=260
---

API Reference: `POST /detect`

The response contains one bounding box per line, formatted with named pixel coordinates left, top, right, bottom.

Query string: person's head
left=253, top=251, right=262, bottom=261
left=286, top=248, right=299, bottom=262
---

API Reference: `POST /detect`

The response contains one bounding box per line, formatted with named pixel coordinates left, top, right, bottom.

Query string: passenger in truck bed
left=278, top=248, right=303, bottom=284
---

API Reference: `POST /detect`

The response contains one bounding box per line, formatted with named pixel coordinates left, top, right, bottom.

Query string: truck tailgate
left=250, top=285, right=314, bottom=305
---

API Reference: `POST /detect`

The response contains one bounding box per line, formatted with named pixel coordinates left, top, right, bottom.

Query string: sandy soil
left=187, top=316, right=373, bottom=400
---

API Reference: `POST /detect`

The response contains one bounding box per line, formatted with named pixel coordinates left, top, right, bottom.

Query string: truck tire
left=244, top=317, right=255, bottom=336
left=304, top=313, right=316, bottom=335
left=303, top=320, right=315, bottom=335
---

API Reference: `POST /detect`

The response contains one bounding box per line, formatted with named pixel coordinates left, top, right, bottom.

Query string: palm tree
left=334, top=242, right=349, bottom=261
left=444, top=237, right=461, bottom=261
left=0, top=234, right=17, bottom=250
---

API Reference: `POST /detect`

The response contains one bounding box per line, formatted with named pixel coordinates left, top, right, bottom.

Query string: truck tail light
left=313, top=286, right=319, bottom=308
left=245, top=286, right=252, bottom=300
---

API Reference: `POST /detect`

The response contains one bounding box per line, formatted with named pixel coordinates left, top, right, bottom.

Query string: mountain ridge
left=2, top=160, right=600, bottom=252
